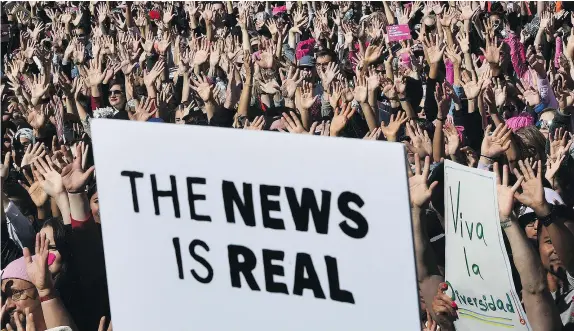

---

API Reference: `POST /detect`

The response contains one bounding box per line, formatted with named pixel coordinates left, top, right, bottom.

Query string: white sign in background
left=91, top=120, right=420, bottom=331
left=444, top=160, right=531, bottom=330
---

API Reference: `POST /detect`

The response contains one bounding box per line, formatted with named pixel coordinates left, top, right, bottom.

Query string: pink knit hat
left=505, top=113, right=535, bottom=131
left=272, top=6, right=286, bottom=16
left=1, top=257, right=32, bottom=283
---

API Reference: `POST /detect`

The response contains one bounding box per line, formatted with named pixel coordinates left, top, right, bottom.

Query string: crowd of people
left=1, top=0, right=574, bottom=330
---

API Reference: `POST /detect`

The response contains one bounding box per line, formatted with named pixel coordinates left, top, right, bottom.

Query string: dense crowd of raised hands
left=1, top=1, right=574, bottom=330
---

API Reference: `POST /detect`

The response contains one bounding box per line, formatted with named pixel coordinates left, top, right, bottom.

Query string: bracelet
left=40, top=291, right=58, bottom=302
left=399, top=96, right=408, bottom=102
left=500, top=217, right=512, bottom=229
left=436, top=117, right=446, bottom=122
left=480, top=154, right=496, bottom=162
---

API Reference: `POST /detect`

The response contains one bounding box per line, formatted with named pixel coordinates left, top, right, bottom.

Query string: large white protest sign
left=444, top=160, right=531, bottom=330
left=91, top=119, right=420, bottom=331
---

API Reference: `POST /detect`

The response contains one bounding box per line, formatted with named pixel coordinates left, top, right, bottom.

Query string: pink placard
left=386, top=24, right=412, bottom=42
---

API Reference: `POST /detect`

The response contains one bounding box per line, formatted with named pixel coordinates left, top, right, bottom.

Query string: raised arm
left=409, top=155, right=445, bottom=325
left=500, top=161, right=564, bottom=331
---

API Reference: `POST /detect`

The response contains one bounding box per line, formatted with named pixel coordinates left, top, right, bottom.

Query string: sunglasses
left=535, top=119, right=552, bottom=130
left=109, top=90, right=123, bottom=96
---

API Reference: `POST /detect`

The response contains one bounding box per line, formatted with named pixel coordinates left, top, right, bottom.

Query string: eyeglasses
left=109, top=90, right=123, bottom=96
left=535, top=119, right=552, bottom=129
left=1, top=286, right=36, bottom=302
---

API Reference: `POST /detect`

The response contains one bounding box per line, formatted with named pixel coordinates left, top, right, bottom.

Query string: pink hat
left=400, top=53, right=412, bottom=69
left=272, top=6, right=286, bottom=16
left=506, top=113, right=535, bottom=131
left=1, top=257, right=32, bottom=283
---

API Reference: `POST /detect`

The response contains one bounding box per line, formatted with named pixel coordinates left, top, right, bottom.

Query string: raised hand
left=462, top=75, right=486, bottom=100
left=431, top=283, right=458, bottom=327
left=72, top=10, right=84, bottom=26
left=259, top=79, right=281, bottom=95
left=29, top=21, right=45, bottom=41
left=26, top=105, right=49, bottom=130
left=19, top=165, right=48, bottom=207
left=456, top=30, right=471, bottom=54
left=193, top=38, right=210, bottom=66
left=516, top=84, right=541, bottom=106
left=405, top=121, right=433, bottom=159
left=435, top=82, right=452, bottom=119
left=330, top=102, right=356, bottom=136
left=97, top=3, right=110, bottom=24
left=460, top=146, right=479, bottom=168
left=209, top=41, right=222, bottom=68
left=32, top=155, right=66, bottom=198
left=163, top=3, right=176, bottom=25
left=481, top=123, right=512, bottom=158
left=256, top=39, right=276, bottom=69
left=243, top=116, right=265, bottom=130
left=527, top=51, right=545, bottom=76
left=157, top=37, right=171, bottom=56
left=129, top=97, right=157, bottom=122
left=320, top=62, right=339, bottom=89
left=24, top=233, right=55, bottom=297
left=512, top=160, right=547, bottom=215
left=280, top=67, right=303, bottom=99
left=480, top=35, right=503, bottom=66
left=190, top=74, right=214, bottom=102
left=408, top=155, right=439, bottom=208
left=443, top=124, right=460, bottom=156
left=298, top=82, right=318, bottom=111
left=143, top=60, right=165, bottom=87
left=445, top=45, right=462, bottom=66
left=494, top=78, right=507, bottom=107
left=21, top=142, right=46, bottom=168
left=423, top=34, right=445, bottom=64
left=282, top=111, right=307, bottom=134
left=353, top=74, right=368, bottom=103
left=60, top=142, right=95, bottom=193
left=363, top=128, right=382, bottom=141
left=30, top=73, right=49, bottom=104
left=363, top=43, right=384, bottom=66
left=87, top=58, right=106, bottom=87
left=141, top=30, right=155, bottom=55
left=459, top=0, right=478, bottom=20
left=202, top=3, right=215, bottom=23
left=381, top=111, right=407, bottom=142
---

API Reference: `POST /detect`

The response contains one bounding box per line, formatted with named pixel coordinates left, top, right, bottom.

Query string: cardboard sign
left=386, top=24, right=412, bottom=42
left=444, top=160, right=531, bottom=330
left=92, top=120, right=420, bottom=331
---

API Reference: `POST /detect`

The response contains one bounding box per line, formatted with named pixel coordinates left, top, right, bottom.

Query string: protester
left=1, top=1, right=574, bottom=330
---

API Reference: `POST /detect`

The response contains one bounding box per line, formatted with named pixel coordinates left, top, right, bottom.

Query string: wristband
left=40, top=291, right=58, bottom=302
left=399, top=96, right=408, bottom=102
left=480, top=154, right=496, bottom=162
left=538, top=204, right=571, bottom=227
left=538, top=204, right=555, bottom=227
left=436, top=117, right=446, bottom=122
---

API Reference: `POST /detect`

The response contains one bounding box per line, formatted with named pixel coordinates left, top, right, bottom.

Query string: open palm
left=43, top=170, right=66, bottom=197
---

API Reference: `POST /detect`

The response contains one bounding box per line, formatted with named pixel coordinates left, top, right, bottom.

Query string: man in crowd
left=1, top=1, right=573, bottom=330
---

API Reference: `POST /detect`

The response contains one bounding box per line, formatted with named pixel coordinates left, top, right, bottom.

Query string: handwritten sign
left=386, top=24, right=412, bottom=42
left=444, top=160, right=530, bottom=330
left=91, top=120, right=420, bottom=331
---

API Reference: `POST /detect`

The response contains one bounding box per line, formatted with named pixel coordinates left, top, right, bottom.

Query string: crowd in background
left=1, top=1, right=574, bottom=330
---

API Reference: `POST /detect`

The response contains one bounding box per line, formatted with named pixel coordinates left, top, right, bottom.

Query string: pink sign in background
left=386, top=24, right=412, bottom=42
